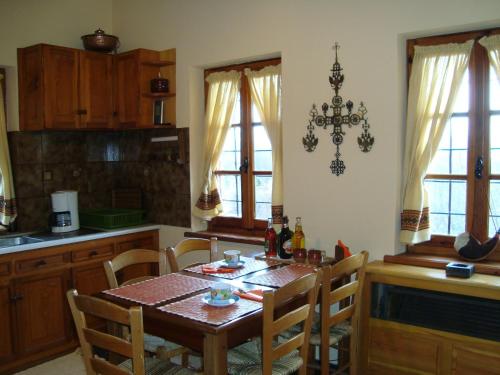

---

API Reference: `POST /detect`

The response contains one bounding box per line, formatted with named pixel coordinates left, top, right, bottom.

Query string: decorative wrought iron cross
left=303, top=43, right=374, bottom=176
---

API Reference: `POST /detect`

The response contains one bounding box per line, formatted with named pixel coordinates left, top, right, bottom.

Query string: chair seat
left=309, top=320, right=352, bottom=346
left=119, top=356, right=195, bottom=374
left=227, top=339, right=303, bottom=375
left=144, top=333, right=184, bottom=354
left=281, top=312, right=352, bottom=347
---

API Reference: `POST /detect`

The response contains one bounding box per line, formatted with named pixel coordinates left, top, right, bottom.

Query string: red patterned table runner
left=244, top=264, right=316, bottom=288
left=103, top=274, right=216, bottom=306
left=184, top=257, right=280, bottom=280
left=158, top=293, right=261, bottom=326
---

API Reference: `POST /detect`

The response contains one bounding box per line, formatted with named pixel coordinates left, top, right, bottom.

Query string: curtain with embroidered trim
left=193, top=71, right=241, bottom=220
left=0, top=73, right=16, bottom=227
left=479, top=35, right=500, bottom=83
left=400, top=40, right=473, bottom=244
left=244, top=65, right=283, bottom=224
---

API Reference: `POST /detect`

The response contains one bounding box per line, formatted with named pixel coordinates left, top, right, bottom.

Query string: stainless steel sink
left=0, top=235, right=44, bottom=248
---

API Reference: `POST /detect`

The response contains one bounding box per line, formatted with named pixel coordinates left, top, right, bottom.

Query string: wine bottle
left=264, top=217, right=277, bottom=257
left=278, top=216, right=293, bottom=259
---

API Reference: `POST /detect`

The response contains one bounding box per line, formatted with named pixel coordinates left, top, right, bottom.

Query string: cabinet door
left=79, top=51, right=113, bottom=129
left=13, top=271, right=71, bottom=354
left=452, top=345, right=500, bottom=375
left=18, top=45, right=44, bottom=131
left=115, top=52, right=139, bottom=127
left=0, top=286, right=14, bottom=362
left=42, top=45, right=79, bottom=129
left=72, top=264, right=110, bottom=329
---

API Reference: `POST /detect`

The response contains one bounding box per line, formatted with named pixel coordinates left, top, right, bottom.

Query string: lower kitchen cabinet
left=0, top=229, right=159, bottom=374
left=12, top=271, right=72, bottom=355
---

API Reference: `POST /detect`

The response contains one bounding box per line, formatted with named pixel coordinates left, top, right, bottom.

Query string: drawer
left=117, top=237, right=154, bottom=253
left=15, top=254, right=69, bottom=274
left=72, top=244, right=114, bottom=263
left=0, top=261, right=11, bottom=276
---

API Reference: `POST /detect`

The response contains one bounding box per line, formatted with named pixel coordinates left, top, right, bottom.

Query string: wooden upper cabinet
left=18, top=44, right=176, bottom=130
left=79, top=51, right=113, bottom=129
left=115, top=48, right=176, bottom=128
left=18, top=44, right=113, bottom=130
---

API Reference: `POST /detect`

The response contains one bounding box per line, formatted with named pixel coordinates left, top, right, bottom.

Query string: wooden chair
left=66, top=289, right=194, bottom=375
left=166, top=237, right=218, bottom=272
left=104, top=248, right=188, bottom=360
left=104, top=248, right=169, bottom=288
left=227, top=271, right=321, bottom=375
left=313, top=250, right=369, bottom=375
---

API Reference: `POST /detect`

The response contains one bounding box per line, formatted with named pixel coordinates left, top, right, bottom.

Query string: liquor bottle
left=291, top=216, right=305, bottom=250
left=278, top=216, right=293, bottom=259
left=264, top=217, right=277, bottom=257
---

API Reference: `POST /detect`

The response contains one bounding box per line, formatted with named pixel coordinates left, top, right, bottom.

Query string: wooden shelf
left=141, top=60, right=175, bottom=67
left=142, top=92, right=176, bottom=99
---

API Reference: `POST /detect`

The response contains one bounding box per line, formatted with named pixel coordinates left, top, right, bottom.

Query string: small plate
left=202, top=294, right=240, bottom=307
left=221, top=260, right=246, bottom=269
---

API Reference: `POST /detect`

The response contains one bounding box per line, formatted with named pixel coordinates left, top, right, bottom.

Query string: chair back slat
left=329, top=304, right=355, bottom=327
left=90, top=358, right=130, bottom=375
left=166, top=237, right=218, bottom=272
left=262, top=271, right=321, bottom=375
left=75, top=294, right=130, bottom=325
left=272, top=334, right=305, bottom=360
left=83, top=328, right=134, bottom=358
left=104, top=248, right=167, bottom=288
left=67, top=289, right=147, bottom=375
left=272, top=305, right=310, bottom=336
left=330, top=280, right=359, bottom=304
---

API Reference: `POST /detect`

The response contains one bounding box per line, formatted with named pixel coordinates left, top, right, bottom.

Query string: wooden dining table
left=99, top=256, right=318, bottom=375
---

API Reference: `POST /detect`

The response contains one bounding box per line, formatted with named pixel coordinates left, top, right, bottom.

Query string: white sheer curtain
left=479, top=35, right=500, bottom=82
left=0, top=73, right=17, bottom=227
left=193, top=71, right=240, bottom=220
left=244, top=65, right=283, bottom=224
left=400, top=40, right=473, bottom=244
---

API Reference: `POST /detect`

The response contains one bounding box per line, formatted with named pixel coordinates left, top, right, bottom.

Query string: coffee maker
left=49, top=191, right=80, bottom=233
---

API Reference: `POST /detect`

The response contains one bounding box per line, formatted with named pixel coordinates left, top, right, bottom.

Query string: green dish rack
left=79, top=209, right=145, bottom=229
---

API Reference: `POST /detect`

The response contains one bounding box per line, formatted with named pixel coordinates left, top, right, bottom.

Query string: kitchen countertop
left=0, top=224, right=161, bottom=256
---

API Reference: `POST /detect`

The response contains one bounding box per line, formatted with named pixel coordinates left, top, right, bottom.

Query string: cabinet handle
left=35, top=259, right=47, bottom=268
left=89, top=250, right=98, bottom=257
left=76, top=109, right=88, bottom=115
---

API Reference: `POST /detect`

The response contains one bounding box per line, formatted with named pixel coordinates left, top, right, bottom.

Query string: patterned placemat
left=184, top=256, right=280, bottom=280
left=244, top=263, right=315, bottom=288
left=158, top=293, right=262, bottom=326
left=103, top=274, right=217, bottom=306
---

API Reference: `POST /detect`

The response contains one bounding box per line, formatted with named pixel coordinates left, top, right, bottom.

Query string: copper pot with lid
left=81, top=29, right=119, bottom=53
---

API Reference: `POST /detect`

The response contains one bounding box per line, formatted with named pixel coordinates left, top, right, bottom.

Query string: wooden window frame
left=406, top=27, right=500, bottom=260
left=204, top=58, right=281, bottom=237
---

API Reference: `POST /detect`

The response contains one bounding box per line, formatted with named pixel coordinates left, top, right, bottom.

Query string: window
left=205, top=58, right=280, bottom=234
left=407, top=28, right=500, bottom=244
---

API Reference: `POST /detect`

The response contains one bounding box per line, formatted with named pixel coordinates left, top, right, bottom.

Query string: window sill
left=384, top=252, right=500, bottom=276
left=184, top=230, right=264, bottom=246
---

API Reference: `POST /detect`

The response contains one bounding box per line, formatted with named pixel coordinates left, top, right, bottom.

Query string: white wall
left=0, top=0, right=113, bottom=131
left=111, top=0, right=500, bottom=260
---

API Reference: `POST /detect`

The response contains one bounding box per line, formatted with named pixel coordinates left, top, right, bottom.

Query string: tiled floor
left=15, top=350, right=86, bottom=375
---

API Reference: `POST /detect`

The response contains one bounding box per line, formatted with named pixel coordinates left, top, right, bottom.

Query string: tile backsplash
left=8, top=128, right=190, bottom=232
